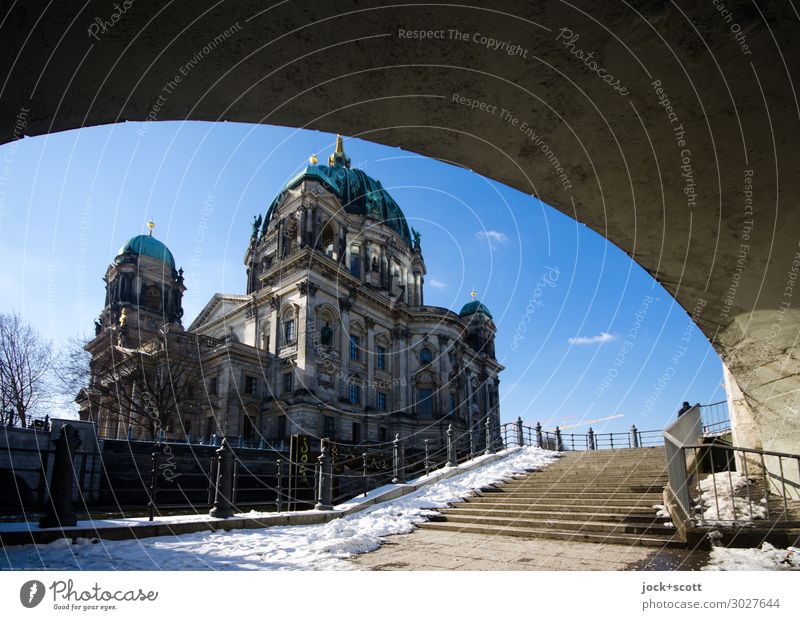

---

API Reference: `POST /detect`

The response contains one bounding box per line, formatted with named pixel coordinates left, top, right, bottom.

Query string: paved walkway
left=349, top=529, right=710, bottom=571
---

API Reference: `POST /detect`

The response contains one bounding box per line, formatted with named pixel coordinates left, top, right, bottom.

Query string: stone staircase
left=421, top=447, right=685, bottom=547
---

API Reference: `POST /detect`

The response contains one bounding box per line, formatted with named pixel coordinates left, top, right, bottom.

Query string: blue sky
left=0, top=122, right=725, bottom=432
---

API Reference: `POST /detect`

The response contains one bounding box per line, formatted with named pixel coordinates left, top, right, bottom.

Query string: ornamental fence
left=500, top=419, right=662, bottom=451
left=2, top=417, right=505, bottom=523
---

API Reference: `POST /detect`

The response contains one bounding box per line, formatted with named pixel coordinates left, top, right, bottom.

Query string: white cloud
left=568, top=331, right=616, bottom=345
left=476, top=230, right=510, bottom=248
left=429, top=278, right=447, bottom=289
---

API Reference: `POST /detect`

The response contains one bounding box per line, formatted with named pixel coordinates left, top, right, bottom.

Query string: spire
left=147, top=220, right=155, bottom=236
left=328, top=134, right=351, bottom=168
left=471, top=289, right=477, bottom=300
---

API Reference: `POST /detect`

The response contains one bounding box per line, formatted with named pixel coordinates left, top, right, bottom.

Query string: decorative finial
left=471, top=289, right=477, bottom=300
left=146, top=220, right=155, bottom=236
left=309, top=153, right=318, bottom=164
left=328, top=134, right=351, bottom=168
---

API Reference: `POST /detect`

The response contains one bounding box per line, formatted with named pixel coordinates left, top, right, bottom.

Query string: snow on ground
left=703, top=543, right=800, bottom=571
left=696, top=472, right=767, bottom=524
left=1, top=446, right=559, bottom=571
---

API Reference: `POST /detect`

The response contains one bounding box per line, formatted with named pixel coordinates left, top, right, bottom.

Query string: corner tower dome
left=264, top=135, right=413, bottom=246
left=459, top=299, right=493, bottom=320
left=117, top=222, right=176, bottom=269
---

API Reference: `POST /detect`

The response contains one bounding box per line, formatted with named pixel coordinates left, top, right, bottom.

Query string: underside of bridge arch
left=1, top=1, right=798, bottom=452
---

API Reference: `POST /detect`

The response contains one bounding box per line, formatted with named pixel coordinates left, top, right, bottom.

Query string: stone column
left=380, top=246, right=386, bottom=288
left=366, top=317, right=376, bottom=409
left=339, top=299, right=351, bottom=398
left=269, top=295, right=280, bottom=395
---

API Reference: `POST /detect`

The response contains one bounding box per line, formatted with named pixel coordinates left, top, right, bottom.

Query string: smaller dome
left=118, top=234, right=175, bottom=269
left=459, top=300, right=493, bottom=320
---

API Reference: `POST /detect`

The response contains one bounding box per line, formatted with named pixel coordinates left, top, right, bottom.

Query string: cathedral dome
left=459, top=299, right=493, bottom=320
left=117, top=232, right=175, bottom=269
left=265, top=135, right=413, bottom=246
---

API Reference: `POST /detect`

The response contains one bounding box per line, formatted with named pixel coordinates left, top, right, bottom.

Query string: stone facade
left=80, top=138, right=503, bottom=453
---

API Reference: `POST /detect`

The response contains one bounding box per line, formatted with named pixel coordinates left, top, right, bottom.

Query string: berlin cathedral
left=78, top=136, right=503, bottom=453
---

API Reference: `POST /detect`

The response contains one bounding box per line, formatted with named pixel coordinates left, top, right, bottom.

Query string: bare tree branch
left=0, top=312, right=54, bottom=426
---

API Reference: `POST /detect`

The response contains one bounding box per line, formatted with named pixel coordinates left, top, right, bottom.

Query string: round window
left=420, top=348, right=433, bottom=363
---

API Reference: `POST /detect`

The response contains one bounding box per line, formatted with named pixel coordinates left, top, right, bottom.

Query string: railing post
left=209, top=438, right=235, bottom=518
left=275, top=459, right=283, bottom=513
left=447, top=424, right=457, bottom=467
left=516, top=417, right=524, bottom=447
left=392, top=434, right=406, bottom=484
left=631, top=424, right=640, bottom=448
left=147, top=441, right=163, bottom=522
left=484, top=416, right=495, bottom=455
left=315, top=440, right=334, bottom=510
left=469, top=428, right=475, bottom=458
left=535, top=422, right=543, bottom=448
left=362, top=452, right=369, bottom=497
left=588, top=427, right=595, bottom=450
left=39, top=423, right=81, bottom=528
left=555, top=426, right=564, bottom=452
left=424, top=439, right=430, bottom=475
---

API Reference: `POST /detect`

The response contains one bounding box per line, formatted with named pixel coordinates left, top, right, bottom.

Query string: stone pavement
left=348, top=528, right=710, bottom=571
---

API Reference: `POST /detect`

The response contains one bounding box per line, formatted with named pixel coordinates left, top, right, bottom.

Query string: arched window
left=321, top=220, right=335, bottom=258
left=282, top=306, right=297, bottom=346
left=420, top=347, right=433, bottom=364
left=144, top=285, right=162, bottom=311
left=349, top=244, right=361, bottom=277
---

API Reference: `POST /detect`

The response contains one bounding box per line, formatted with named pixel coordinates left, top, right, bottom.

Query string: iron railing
left=699, top=400, right=730, bottom=435
left=500, top=419, right=662, bottom=451
left=663, top=405, right=800, bottom=524
left=682, top=442, right=800, bottom=524
left=3, top=419, right=505, bottom=522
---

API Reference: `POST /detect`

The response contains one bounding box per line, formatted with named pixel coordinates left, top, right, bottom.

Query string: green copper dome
left=118, top=234, right=175, bottom=269
left=264, top=137, right=413, bottom=246
left=459, top=300, right=493, bottom=320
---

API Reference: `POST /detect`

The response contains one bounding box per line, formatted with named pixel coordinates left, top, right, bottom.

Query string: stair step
left=499, top=482, right=666, bottom=490
left=440, top=507, right=668, bottom=523
left=418, top=521, right=683, bottom=547
left=477, top=491, right=664, bottom=500
left=466, top=496, right=664, bottom=506
left=433, top=513, right=676, bottom=535
left=456, top=501, right=664, bottom=514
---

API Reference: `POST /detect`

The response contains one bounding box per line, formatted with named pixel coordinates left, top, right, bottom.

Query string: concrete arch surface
left=0, top=2, right=798, bottom=452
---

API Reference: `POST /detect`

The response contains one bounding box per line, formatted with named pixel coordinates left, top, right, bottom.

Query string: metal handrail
left=500, top=419, right=662, bottom=451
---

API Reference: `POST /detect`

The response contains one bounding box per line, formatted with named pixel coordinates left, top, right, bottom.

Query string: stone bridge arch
left=1, top=2, right=797, bottom=452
